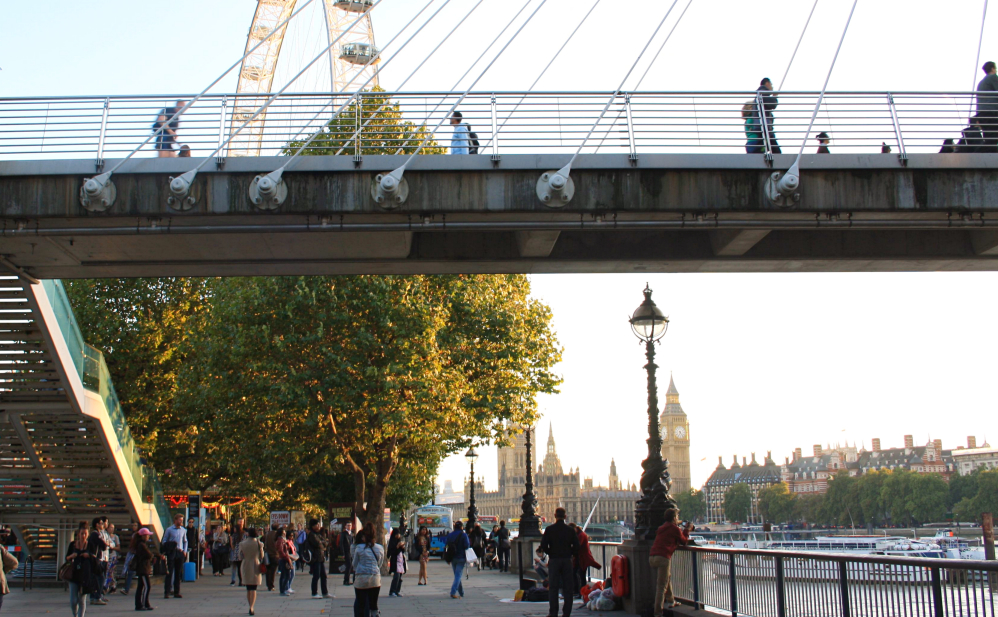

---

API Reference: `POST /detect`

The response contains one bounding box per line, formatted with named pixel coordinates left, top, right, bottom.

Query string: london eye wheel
left=230, top=0, right=379, bottom=156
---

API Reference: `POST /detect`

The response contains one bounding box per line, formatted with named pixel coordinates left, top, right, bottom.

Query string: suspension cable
left=392, top=0, right=541, bottom=157
left=333, top=0, right=488, bottom=155
left=778, top=0, right=820, bottom=91
left=634, top=0, right=693, bottom=90
left=278, top=0, right=442, bottom=170
left=186, top=0, right=383, bottom=176
left=477, top=0, right=602, bottom=150
left=102, top=0, right=317, bottom=176
left=564, top=0, right=682, bottom=170
left=792, top=0, right=859, bottom=166
left=973, top=1, right=989, bottom=100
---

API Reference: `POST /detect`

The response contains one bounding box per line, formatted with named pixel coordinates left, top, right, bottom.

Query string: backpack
left=443, top=540, right=455, bottom=564
left=300, top=542, right=313, bottom=563
left=464, top=124, right=480, bottom=154
left=525, top=586, right=548, bottom=602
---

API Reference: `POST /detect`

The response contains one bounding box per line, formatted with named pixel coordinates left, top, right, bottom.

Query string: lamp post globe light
left=466, top=447, right=479, bottom=528
left=629, top=284, right=676, bottom=541
left=519, top=425, right=541, bottom=537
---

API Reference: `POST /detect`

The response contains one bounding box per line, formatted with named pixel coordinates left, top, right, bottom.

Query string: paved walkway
left=1, top=560, right=606, bottom=617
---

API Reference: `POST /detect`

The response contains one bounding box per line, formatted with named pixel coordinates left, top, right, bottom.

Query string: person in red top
left=649, top=508, right=693, bottom=614
left=569, top=523, right=601, bottom=597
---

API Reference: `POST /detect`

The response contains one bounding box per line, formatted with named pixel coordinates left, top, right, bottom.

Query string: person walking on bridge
left=977, top=62, right=998, bottom=149
left=756, top=78, right=781, bottom=154
left=161, top=513, right=188, bottom=600
left=450, top=111, right=471, bottom=155
left=539, top=507, right=579, bottom=617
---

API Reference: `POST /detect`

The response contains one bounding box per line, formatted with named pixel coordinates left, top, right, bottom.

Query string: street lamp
left=629, top=283, right=676, bottom=541
left=466, top=447, right=479, bottom=528
left=519, top=425, right=541, bottom=537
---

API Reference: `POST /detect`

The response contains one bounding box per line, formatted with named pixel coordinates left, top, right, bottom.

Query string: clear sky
left=3, top=0, right=997, bottom=498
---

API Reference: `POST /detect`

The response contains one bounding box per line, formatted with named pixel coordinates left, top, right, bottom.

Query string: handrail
left=679, top=544, right=998, bottom=572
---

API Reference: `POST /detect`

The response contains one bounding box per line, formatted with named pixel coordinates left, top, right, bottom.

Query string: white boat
left=765, top=535, right=947, bottom=559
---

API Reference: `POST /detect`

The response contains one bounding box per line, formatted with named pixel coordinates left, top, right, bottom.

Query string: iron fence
left=0, top=91, right=993, bottom=164
left=672, top=545, right=998, bottom=617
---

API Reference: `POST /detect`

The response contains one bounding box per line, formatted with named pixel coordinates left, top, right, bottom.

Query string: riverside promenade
left=0, top=560, right=641, bottom=617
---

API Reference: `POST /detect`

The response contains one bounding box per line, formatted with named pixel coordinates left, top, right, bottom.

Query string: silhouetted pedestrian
left=816, top=132, right=830, bottom=154
left=153, top=100, right=186, bottom=158
left=757, top=78, right=781, bottom=154
left=977, top=61, right=998, bottom=148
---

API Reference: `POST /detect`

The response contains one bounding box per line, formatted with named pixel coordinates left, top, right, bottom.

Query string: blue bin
left=183, top=562, right=197, bottom=582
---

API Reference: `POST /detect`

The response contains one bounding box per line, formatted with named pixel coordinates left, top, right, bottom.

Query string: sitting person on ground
left=533, top=547, right=549, bottom=583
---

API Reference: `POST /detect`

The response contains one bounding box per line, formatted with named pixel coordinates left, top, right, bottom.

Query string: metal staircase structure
left=0, top=275, right=170, bottom=578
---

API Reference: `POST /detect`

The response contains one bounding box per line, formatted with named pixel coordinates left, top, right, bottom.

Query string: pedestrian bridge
left=3, top=90, right=998, bottom=276
left=0, top=275, right=170, bottom=574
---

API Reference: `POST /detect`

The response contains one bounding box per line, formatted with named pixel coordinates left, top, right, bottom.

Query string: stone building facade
left=660, top=375, right=691, bottom=493
left=703, top=453, right=781, bottom=524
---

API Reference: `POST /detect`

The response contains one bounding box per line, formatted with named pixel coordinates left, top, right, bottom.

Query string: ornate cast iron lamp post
left=629, top=284, right=676, bottom=540
left=466, top=447, right=479, bottom=528
left=519, top=425, right=541, bottom=537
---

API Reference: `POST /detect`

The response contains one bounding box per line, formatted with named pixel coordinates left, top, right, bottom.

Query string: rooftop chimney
left=904, top=435, right=914, bottom=449
left=717, top=456, right=726, bottom=470
left=794, top=447, right=802, bottom=461
left=933, top=439, right=943, bottom=453
left=742, top=456, right=747, bottom=467
left=813, top=444, right=823, bottom=457
left=969, top=436, right=977, bottom=449
left=872, top=438, right=881, bottom=452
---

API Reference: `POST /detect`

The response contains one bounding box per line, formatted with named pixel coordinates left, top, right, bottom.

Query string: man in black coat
left=338, top=522, right=354, bottom=585
left=757, top=78, right=782, bottom=154
left=538, top=508, right=579, bottom=617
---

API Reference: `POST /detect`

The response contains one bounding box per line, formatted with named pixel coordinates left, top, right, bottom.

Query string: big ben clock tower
left=660, top=373, right=691, bottom=493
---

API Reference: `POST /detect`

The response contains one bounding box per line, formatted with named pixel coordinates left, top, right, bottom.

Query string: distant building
left=780, top=435, right=957, bottom=496
left=660, top=374, right=692, bottom=493
left=951, top=436, right=997, bottom=475
left=703, top=452, right=781, bottom=524
left=467, top=424, right=640, bottom=525
left=434, top=479, right=465, bottom=505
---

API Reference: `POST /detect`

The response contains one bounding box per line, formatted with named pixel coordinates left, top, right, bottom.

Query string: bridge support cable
left=388, top=0, right=537, bottom=157
left=595, top=0, right=693, bottom=153
left=768, top=0, right=859, bottom=207
left=535, top=0, right=682, bottom=206
left=476, top=0, right=603, bottom=154
left=373, top=0, right=550, bottom=206
left=778, top=0, right=820, bottom=91
left=332, top=0, right=489, bottom=156
left=160, top=0, right=384, bottom=208
left=78, top=0, right=318, bottom=210
left=251, top=0, right=447, bottom=206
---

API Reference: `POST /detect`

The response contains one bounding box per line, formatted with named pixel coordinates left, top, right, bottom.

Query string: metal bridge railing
left=671, top=545, right=998, bottom=617
left=0, top=91, right=992, bottom=163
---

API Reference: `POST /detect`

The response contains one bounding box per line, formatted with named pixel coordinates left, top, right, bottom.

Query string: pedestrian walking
left=756, top=78, right=781, bottom=154
left=387, top=529, right=406, bottom=597
left=339, top=521, right=354, bottom=585
left=450, top=111, right=471, bottom=154
left=87, top=517, right=109, bottom=605
left=352, top=523, right=385, bottom=617
left=120, top=522, right=140, bottom=595
left=0, top=542, right=16, bottom=613
left=742, top=101, right=764, bottom=154
left=211, top=524, right=230, bottom=576
left=131, top=528, right=156, bottom=612
left=496, top=520, right=511, bottom=572
left=307, top=518, right=331, bottom=599
left=957, top=115, right=987, bottom=153
left=539, top=507, right=579, bottom=617
left=469, top=524, right=485, bottom=571
left=977, top=61, right=998, bottom=149
left=153, top=100, right=186, bottom=158
left=444, top=521, right=470, bottom=599
left=276, top=528, right=298, bottom=596
left=230, top=520, right=245, bottom=587
left=264, top=524, right=279, bottom=592
left=416, top=527, right=430, bottom=585
left=66, top=527, right=96, bottom=617
left=649, top=508, right=692, bottom=614
left=104, top=523, right=120, bottom=595
left=239, top=528, right=264, bottom=616
left=161, top=513, right=188, bottom=599
left=816, top=132, right=831, bottom=154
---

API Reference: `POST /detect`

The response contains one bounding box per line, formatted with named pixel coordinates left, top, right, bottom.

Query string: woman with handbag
left=276, top=528, right=297, bottom=596
left=239, top=528, right=264, bottom=616
left=387, top=528, right=406, bottom=597
left=64, top=527, right=95, bottom=617
left=351, top=523, right=385, bottom=617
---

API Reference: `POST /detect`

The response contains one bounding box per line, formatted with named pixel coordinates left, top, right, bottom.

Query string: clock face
left=674, top=425, right=687, bottom=439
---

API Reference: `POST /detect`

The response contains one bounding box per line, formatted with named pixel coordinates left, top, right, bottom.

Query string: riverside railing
left=0, top=91, right=994, bottom=163
left=671, top=545, right=998, bottom=617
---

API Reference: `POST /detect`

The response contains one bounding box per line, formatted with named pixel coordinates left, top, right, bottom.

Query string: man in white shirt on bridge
left=450, top=111, right=470, bottom=155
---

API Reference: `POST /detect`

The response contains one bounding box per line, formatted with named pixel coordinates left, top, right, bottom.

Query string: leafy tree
left=64, top=278, right=216, bottom=486
left=857, top=469, right=889, bottom=527
left=758, top=482, right=796, bottom=524
left=948, top=470, right=981, bottom=509
left=283, top=87, right=446, bottom=156
left=183, top=275, right=560, bottom=537
left=793, top=493, right=825, bottom=527
left=823, top=472, right=862, bottom=528
left=673, top=489, right=706, bottom=523
left=908, top=473, right=949, bottom=524
left=723, top=484, right=752, bottom=523
left=955, top=469, right=998, bottom=522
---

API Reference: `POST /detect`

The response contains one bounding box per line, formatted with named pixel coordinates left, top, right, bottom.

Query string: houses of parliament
left=467, top=375, right=691, bottom=524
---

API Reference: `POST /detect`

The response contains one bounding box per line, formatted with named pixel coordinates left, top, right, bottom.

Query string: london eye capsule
left=339, top=43, right=380, bottom=65
left=334, top=0, right=374, bottom=12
